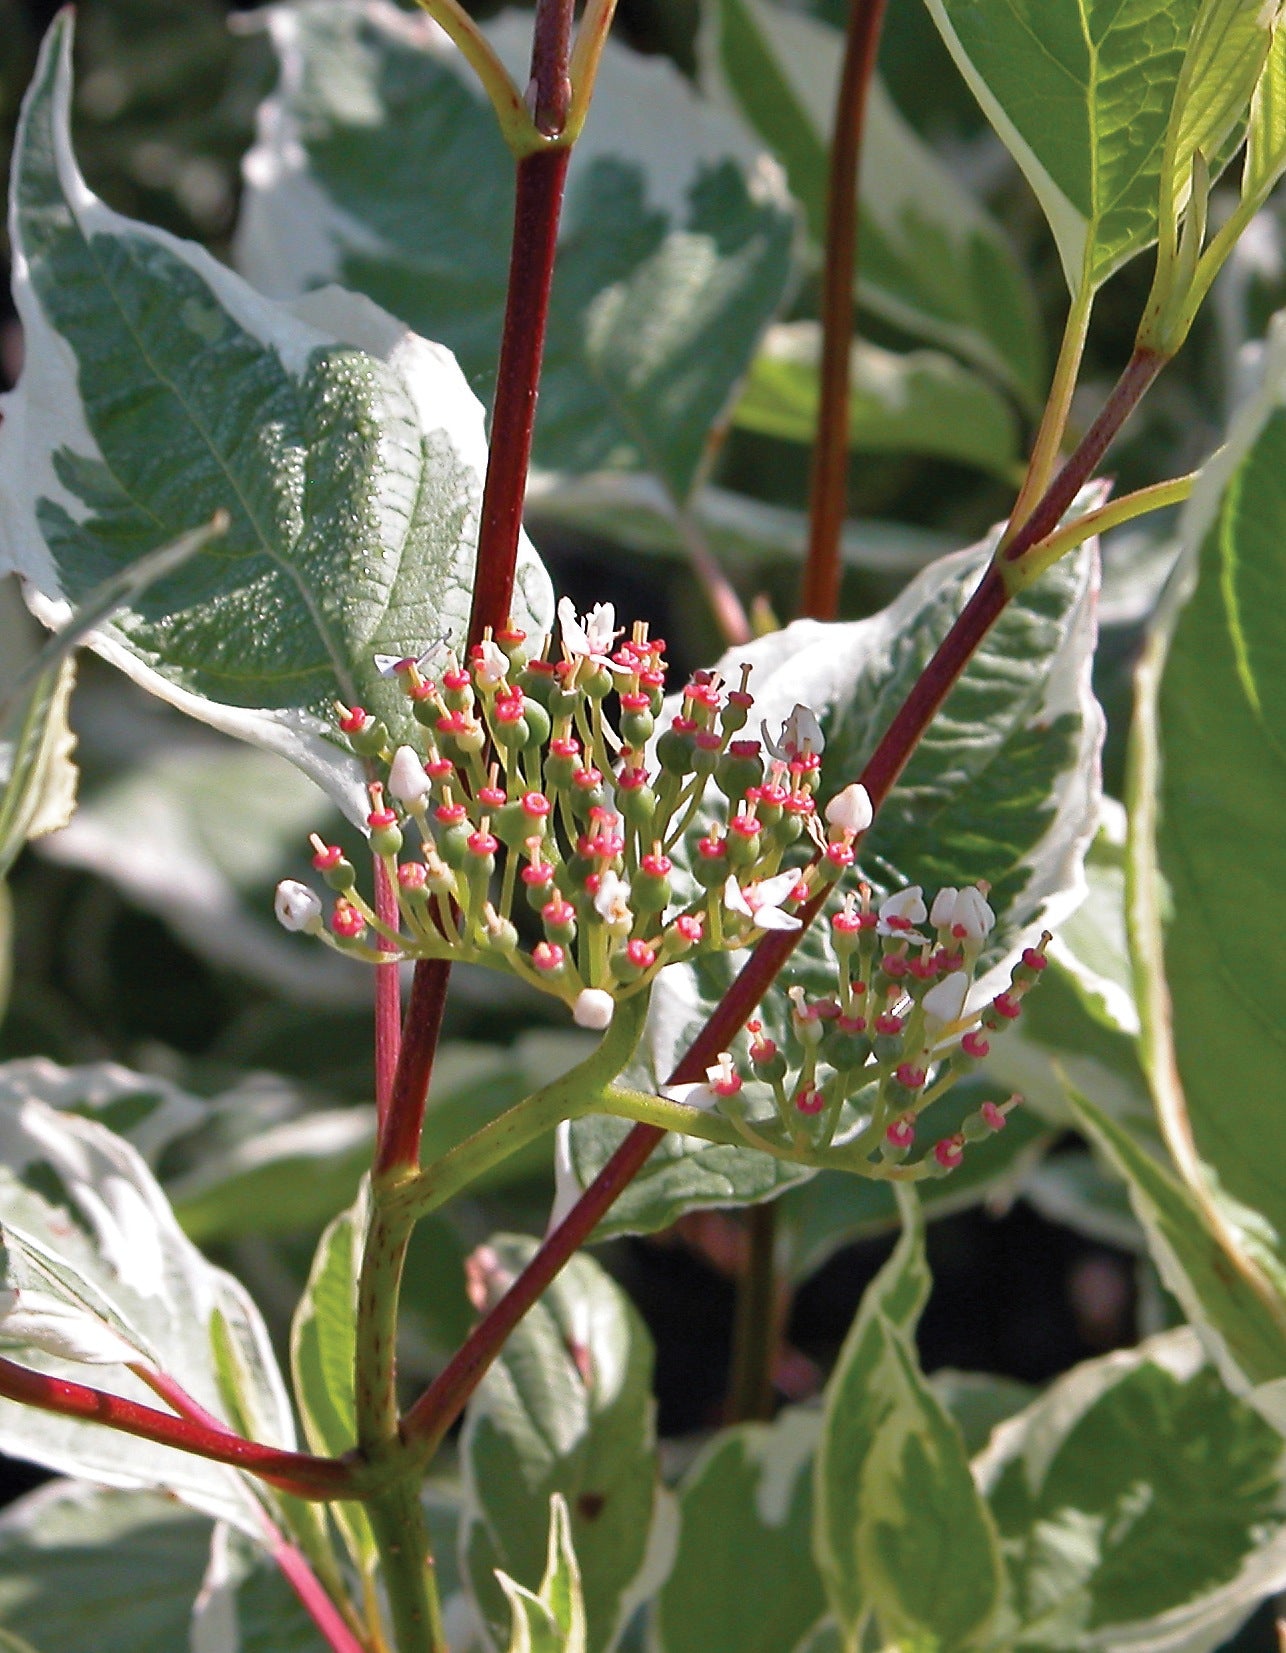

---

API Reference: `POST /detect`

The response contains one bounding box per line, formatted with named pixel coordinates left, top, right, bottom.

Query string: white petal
left=663, top=1081, right=719, bottom=1113
left=723, top=875, right=754, bottom=919
left=557, top=595, right=590, bottom=657
left=781, top=703, right=824, bottom=757
left=956, top=886, right=995, bottom=940
left=752, top=868, right=802, bottom=908
left=387, top=745, right=431, bottom=805
left=754, top=907, right=803, bottom=931
left=584, top=602, right=618, bottom=654
left=930, top=887, right=960, bottom=928
left=825, top=782, right=873, bottom=834
left=273, top=879, right=322, bottom=932
left=879, top=885, right=926, bottom=925
left=923, top=969, right=970, bottom=1029
left=572, top=988, right=616, bottom=1030
left=474, top=638, right=509, bottom=687
left=545, top=1121, right=583, bottom=1235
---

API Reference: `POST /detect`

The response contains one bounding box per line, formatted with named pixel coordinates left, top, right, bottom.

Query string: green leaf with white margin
left=653, top=1407, right=826, bottom=1653
left=699, top=0, right=1044, bottom=401
left=0, top=15, right=553, bottom=826
left=734, top=323, right=1021, bottom=479
left=1129, top=311, right=1286, bottom=1268
left=977, top=1327, right=1286, bottom=1652
left=0, top=1090, right=294, bottom=1534
left=922, top=0, right=1209, bottom=293
left=1068, top=1086, right=1286, bottom=1416
left=497, top=1495, right=587, bottom=1653
left=236, top=0, right=797, bottom=508
left=460, top=1236, right=675, bottom=1653
left=1245, top=18, right=1286, bottom=204
left=289, top=1182, right=378, bottom=1583
left=814, top=1189, right=1004, bottom=1650
left=0, top=1482, right=211, bottom=1653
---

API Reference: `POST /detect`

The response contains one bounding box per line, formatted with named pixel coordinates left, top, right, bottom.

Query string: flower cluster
left=275, top=601, right=871, bottom=1029
left=675, top=881, right=1049, bottom=1179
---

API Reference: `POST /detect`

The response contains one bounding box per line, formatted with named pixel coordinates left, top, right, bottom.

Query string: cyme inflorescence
left=274, top=600, right=871, bottom=1031
left=675, top=884, right=1050, bottom=1181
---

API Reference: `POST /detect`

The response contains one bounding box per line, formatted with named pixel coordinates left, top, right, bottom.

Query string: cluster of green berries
left=274, top=601, right=873, bottom=1029
left=677, top=882, right=1049, bottom=1178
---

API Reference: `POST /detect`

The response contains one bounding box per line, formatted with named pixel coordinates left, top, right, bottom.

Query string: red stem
left=799, top=0, right=889, bottom=622
left=529, top=0, right=575, bottom=136
left=373, top=856, right=402, bottom=1136
left=0, top=1357, right=353, bottom=1500
left=268, top=1528, right=369, bottom=1653
left=397, top=342, right=1170, bottom=1457
left=376, top=956, right=451, bottom=1177
left=467, top=147, right=571, bottom=644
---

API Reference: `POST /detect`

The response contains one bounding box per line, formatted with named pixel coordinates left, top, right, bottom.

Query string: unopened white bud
left=388, top=745, right=432, bottom=806
left=572, top=988, right=615, bottom=1030
left=825, top=782, right=873, bottom=835
left=274, top=880, right=323, bottom=933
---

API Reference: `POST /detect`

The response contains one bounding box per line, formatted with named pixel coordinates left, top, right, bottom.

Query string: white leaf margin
left=0, top=1093, right=294, bottom=1535
left=974, top=1327, right=1286, bottom=1653
left=0, top=17, right=552, bottom=827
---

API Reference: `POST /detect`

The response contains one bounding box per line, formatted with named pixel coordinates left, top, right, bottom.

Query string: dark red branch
left=373, top=856, right=402, bottom=1136
left=0, top=1358, right=353, bottom=1500
left=467, top=147, right=571, bottom=643
left=376, top=957, right=451, bottom=1178
left=799, top=0, right=889, bottom=622
left=529, top=0, right=575, bottom=136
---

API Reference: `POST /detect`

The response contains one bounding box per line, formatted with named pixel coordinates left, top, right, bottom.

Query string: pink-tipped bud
left=894, top=1063, right=926, bottom=1090
left=934, top=1134, right=965, bottom=1170
left=886, top=1115, right=916, bottom=1150
left=330, top=901, right=366, bottom=940
left=980, top=1101, right=1007, bottom=1132
left=961, top=1030, right=991, bottom=1059
left=706, top=1052, right=743, bottom=1097
left=532, top=942, right=566, bottom=973
left=794, top=1086, right=825, bottom=1116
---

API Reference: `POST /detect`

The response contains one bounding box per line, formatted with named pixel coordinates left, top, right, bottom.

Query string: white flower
left=374, top=638, right=449, bottom=678
left=558, top=596, right=620, bottom=665
left=473, top=638, right=509, bottom=688
left=572, top=988, right=616, bottom=1030
left=274, top=880, right=323, bottom=933
left=877, top=886, right=927, bottom=937
left=387, top=745, right=432, bottom=806
left=762, top=703, right=824, bottom=762
left=592, top=871, right=633, bottom=934
left=0, top=1289, right=142, bottom=1367
left=724, top=869, right=803, bottom=932
left=922, top=970, right=971, bottom=1031
left=929, top=886, right=995, bottom=943
left=825, top=782, right=873, bottom=835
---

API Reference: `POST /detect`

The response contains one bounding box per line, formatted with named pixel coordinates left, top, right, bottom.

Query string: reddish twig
left=377, top=957, right=451, bottom=1178
left=268, top=1527, right=369, bottom=1653
left=0, top=1357, right=353, bottom=1500
left=528, top=0, right=575, bottom=136
left=799, top=0, right=889, bottom=622
left=467, top=147, right=571, bottom=644
left=373, top=855, right=402, bottom=1136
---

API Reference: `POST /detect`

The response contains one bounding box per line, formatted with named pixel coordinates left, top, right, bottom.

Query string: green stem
left=1003, top=471, right=1196, bottom=595
left=366, top=1479, right=443, bottom=1653
left=387, top=996, right=652, bottom=1226
left=411, top=0, right=541, bottom=156
left=1005, top=280, right=1094, bottom=540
